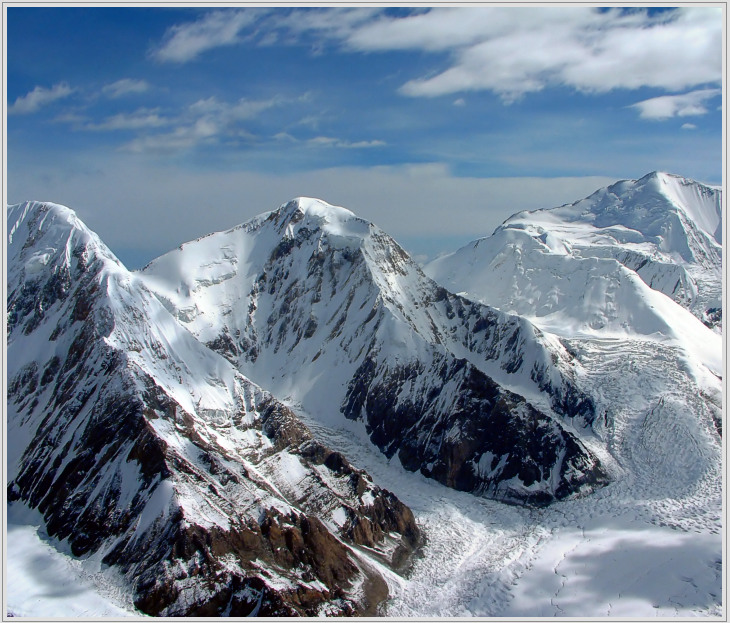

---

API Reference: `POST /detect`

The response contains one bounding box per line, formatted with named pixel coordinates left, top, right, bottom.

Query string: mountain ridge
left=139, top=195, right=607, bottom=504
left=426, top=172, right=723, bottom=343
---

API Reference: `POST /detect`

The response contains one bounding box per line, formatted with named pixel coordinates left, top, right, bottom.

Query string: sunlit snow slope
left=426, top=172, right=722, bottom=380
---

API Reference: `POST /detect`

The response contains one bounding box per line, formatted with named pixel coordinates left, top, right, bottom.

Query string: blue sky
left=6, top=5, right=724, bottom=268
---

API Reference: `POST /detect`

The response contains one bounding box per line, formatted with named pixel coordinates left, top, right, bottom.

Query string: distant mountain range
left=7, top=172, right=722, bottom=616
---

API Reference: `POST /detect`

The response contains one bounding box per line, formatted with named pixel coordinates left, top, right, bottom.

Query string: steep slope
left=141, top=198, right=607, bottom=505
left=7, top=201, right=419, bottom=617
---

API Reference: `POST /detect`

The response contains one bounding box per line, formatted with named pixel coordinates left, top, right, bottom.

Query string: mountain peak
left=8, top=200, right=122, bottom=273
left=600, top=171, right=722, bottom=246
left=616, top=170, right=703, bottom=200
left=271, top=196, right=355, bottom=225
left=637, top=170, right=672, bottom=183
left=9, top=201, right=78, bottom=245
left=293, top=196, right=357, bottom=220
left=498, top=172, right=722, bottom=258
left=267, top=197, right=372, bottom=250
left=6, top=177, right=722, bottom=618
left=426, top=171, right=722, bottom=348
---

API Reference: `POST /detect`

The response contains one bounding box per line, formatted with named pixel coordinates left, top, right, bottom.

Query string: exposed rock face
left=343, top=354, right=605, bottom=505
left=7, top=201, right=418, bottom=617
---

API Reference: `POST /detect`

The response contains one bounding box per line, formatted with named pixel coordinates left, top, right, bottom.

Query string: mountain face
left=140, top=198, right=607, bottom=505
left=7, top=202, right=419, bottom=617
left=7, top=171, right=722, bottom=617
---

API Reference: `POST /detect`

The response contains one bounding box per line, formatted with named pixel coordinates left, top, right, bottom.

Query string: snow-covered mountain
left=140, top=197, right=607, bottom=505
left=6, top=172, right=723, bottom=617
left=427, top=171, right=722, bottom=337
left=412, top=172, right=721, bottom=617
left=425, top=170, right=723, bottom=506
left=7, top=201, right=419, bottom=616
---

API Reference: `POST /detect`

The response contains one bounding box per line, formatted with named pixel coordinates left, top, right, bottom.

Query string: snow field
left=293, top=323, right=722, bottom=618
left=301, top=416, right=721, bottom=618
left=498, top=512, right=722, bottom=617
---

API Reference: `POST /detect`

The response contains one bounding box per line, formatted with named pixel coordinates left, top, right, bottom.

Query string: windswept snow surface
left=6, top=504, right=140, bottom=617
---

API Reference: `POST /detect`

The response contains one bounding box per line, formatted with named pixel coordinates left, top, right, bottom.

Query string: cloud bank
left=630, top=89, right=722, bottom=120
left=359, top=7, right=722, bottom=101
left=7, top=152, right=618, bottom=268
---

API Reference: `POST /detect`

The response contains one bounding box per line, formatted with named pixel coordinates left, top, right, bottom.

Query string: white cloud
left=110, top=93, right=375, bottom=155
left=102, top=78, right=150, bottom=98
left=122, top=118, right=220, bottom=154
left=393, top=7, right=721, bottom=100
left=345, top=139, right=386, bottom=149
left=189, top=96, right=280, bottom=120
left=272, top=8, right=383, bottom=44
left=308, top=136, right=386, bottom=148
left=308, top=136, right=338, bottom=146
left=153, top=10, right=260, bottom=63
left=681, top=123, right=697, bottom=131
left=345, top=7, right=507, bottom=52
left=274, top=131, right=298, bottom=142
left=630, top=89, right=721, bottom=120
left=8, top=83, right=74, bottom=114
left=280, top=7, right=720, bottom=102
left=119, top=96, right=281, bottom=153
left=84, top=108, right=169, bottom=131
left=149, top=7, right=721, bottom=100
left=53, top=111, right=88, bottom=125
